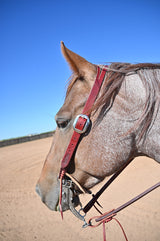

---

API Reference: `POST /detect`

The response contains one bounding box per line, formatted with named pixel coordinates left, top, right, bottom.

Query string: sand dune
left=0, top=137, right=159, bottom=241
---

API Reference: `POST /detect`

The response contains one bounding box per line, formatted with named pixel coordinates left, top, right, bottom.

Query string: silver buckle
left=73, top=114, right=90, bottom=134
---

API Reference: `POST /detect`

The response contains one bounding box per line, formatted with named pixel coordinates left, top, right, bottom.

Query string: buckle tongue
left=73, top=114, right=90, bottom=134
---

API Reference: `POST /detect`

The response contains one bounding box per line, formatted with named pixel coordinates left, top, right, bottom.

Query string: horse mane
left=93, top=63, right=160, bottom=142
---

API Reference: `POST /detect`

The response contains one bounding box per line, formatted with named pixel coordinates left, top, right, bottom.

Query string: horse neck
left=120, top=69, right=160, bottom=163
left=95, top=69, right=160, bottom=161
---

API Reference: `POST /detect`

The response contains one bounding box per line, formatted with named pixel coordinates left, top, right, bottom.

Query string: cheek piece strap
left=58, top=66, right=107, bottom=218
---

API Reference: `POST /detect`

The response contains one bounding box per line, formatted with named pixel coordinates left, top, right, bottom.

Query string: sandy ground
left=0, top=137, right=160, bottom=241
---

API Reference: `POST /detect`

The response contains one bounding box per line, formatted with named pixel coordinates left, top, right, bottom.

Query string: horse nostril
left=35, top=184, right=41, bottom=197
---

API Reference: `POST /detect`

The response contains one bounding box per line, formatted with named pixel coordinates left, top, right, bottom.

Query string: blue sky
left=1, top=0, right=160, bottom=140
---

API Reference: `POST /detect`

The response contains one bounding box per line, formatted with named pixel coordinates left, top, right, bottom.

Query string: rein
left=58, top=66, right=160, bottom=240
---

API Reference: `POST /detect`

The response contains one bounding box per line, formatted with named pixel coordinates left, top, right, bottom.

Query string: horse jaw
left=84, top=176, right=103, bottom=188
left=70, top=166, right=104, bottom=191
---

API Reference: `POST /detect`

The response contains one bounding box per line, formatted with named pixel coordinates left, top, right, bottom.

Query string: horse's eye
left=56, top=119, right=70, bottom=129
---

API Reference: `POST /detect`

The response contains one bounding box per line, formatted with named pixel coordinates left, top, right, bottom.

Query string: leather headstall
left=59, top=66, right=107, bottom=177
left=58, top=66, right=107, bottom=219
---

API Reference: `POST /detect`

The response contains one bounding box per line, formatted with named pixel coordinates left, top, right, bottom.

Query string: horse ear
left=61, top=41, right=96, bottom=77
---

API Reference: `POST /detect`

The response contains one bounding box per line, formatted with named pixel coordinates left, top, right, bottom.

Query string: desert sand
left=0, top=137, right=160, bottom=241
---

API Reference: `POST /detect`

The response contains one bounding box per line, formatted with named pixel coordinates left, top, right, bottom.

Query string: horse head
left=36, top=42, right=160, bottom=214
left=36, top=42, right=105, bottom=211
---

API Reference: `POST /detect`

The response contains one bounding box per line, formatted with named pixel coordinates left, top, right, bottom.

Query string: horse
left=36, top=42, right=160, bottom=218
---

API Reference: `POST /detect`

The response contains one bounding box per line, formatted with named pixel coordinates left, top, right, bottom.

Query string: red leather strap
left=61, top=116, right=87, bottom=170
left=82, top=67, right=107, bottom=115
left=59, top=66, right=107, bottom=175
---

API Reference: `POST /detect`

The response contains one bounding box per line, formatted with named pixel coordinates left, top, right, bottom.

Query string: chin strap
left=65, top=173, right=86, bottom=194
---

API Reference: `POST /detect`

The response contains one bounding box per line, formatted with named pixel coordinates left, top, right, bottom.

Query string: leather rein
left=58, top=66, right=160, bottom=234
